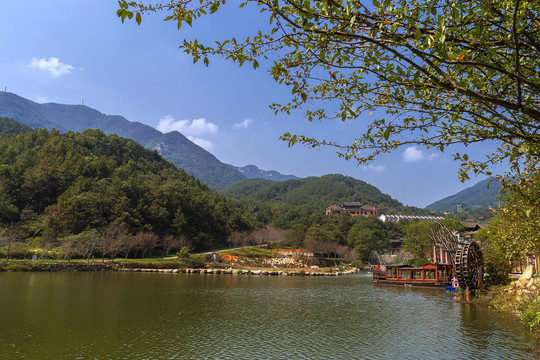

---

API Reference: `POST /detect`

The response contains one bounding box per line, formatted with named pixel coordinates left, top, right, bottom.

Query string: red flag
left=377, top=261, right=380, bottom=270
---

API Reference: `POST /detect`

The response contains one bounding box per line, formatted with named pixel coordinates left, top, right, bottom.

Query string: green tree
left=119, top=0, right=539, bottom=180
left=0, top=225, right=22, bottom=260
left=487, top=169, right=540, bottom=262
left=346, top=218, right=388, bottom=261
left=0, top=191, right=18, bottom=223
left=402, top=221, right=433, bottom=259
left=283, top=223, right=307, bottom=248
left=474, top=225, right=512, bottom=286
left=440, top=218, right=466, bottom=234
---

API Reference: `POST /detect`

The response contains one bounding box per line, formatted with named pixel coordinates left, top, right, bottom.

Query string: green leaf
left=383, top=128, right=391, bottom=140
left=136, top=12, right=142, bottom=25
left=210, top=2, right=219, bottom=14
left=415, top=28, right=421, bottom=41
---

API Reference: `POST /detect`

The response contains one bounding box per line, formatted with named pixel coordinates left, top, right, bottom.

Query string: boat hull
left=372, top=279, right=452, bottom=289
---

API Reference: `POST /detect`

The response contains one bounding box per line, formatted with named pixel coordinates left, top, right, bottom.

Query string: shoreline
left=0, top=261, right=360, bottom=276
left=119, top=267, right=359, bottom=276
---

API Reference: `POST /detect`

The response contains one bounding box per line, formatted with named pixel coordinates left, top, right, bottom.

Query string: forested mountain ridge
left=221, top=174, right=428, bottom=215
left=0, top=128, right=255, bottom=250
left=425, top=178, right=501, bottom=212
left=0, top=92, right=246, bottom=189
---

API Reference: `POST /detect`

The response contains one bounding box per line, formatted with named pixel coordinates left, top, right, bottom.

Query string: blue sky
left=0, top=1, right=502, bottom=208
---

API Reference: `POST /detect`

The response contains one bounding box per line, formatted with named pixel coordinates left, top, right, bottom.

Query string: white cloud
left=187, top=136, right=214, bottom=152
left=29, top=57, right=74, bottom=78
left=403, top=146, right=439, bottom=162
left=233, top=119, right=253, bottom=129
left=157, top=115, right=219, bottom=136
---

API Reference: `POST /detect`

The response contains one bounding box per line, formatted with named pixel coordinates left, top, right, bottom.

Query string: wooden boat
left=372, top=262, right=453, bottom=288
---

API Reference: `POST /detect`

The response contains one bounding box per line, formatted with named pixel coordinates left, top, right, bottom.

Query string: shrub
left=483, top=253, right=512, bottom=288
left=522, top=299, right=540, bottom=332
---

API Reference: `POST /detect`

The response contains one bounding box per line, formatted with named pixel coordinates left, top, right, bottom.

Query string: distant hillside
left=0, top=94, right=62, bottom=130
left=232, top=165, right=300, bottom=181
left=0, top=117, right=33, bottom=136
left=425, top=178, right=501, bottom=212
left=0, top=92, right=246, bottom=189
left=221, top=174, right=428, bottom=214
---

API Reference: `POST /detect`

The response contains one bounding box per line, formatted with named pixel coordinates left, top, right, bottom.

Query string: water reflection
left=0, top=272, right=535, bottom=359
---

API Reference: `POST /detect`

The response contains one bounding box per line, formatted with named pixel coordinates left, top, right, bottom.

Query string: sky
left=0, top=1, right=502, bottom=208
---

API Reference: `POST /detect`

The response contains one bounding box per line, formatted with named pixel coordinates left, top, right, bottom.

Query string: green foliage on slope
left=0, top=117, right=33, bottom=137
left=221, top=174, right=424, bottom=215
left=0, top=128, right=255, bottom=250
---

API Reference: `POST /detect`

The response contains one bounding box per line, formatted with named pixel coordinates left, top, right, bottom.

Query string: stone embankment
left=119, top=267, right=359, bottom=276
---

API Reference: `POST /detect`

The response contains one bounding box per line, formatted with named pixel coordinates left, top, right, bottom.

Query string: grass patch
left=117, top=257, right=206, bottom=269
left=522, top=300, right=540, bottom=332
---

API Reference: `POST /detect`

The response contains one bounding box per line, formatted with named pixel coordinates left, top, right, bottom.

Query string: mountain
left=0, top=127, right=255, bottom=249
left=425, top=178, right=501, bottom=212
left=232, top=164, right=299, bottom=181
left=0, top=92, right=246, bottom=189
left=221, top=174, right=428, bottom=215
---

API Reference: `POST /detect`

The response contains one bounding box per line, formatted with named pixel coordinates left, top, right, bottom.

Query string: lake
left=0, top=272, right=535, bottom=359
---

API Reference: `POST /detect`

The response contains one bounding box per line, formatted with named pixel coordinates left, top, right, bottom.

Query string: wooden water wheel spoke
left=454, top=241, right=483, bottom=291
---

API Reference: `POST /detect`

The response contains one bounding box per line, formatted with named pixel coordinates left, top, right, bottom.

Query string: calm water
left=0, top=272, right=535, bottom=359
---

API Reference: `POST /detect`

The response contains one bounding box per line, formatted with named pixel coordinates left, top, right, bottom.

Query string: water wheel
left=454, top=241, right=483, bottom=291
